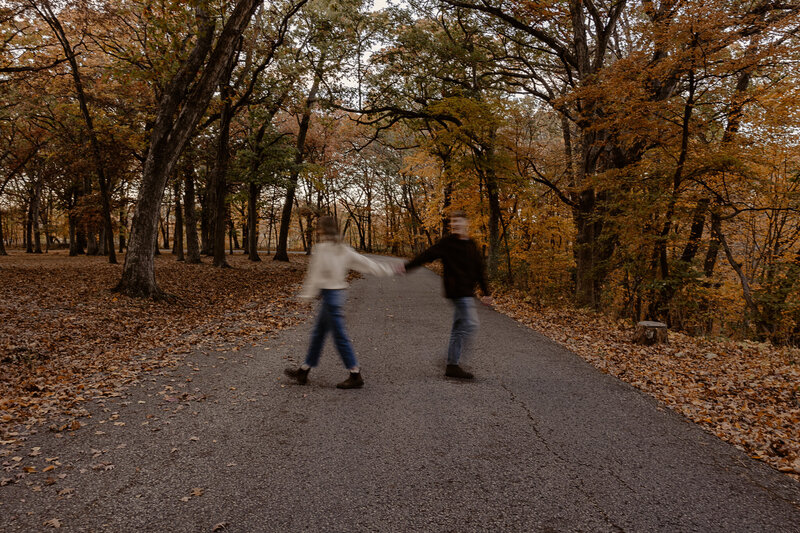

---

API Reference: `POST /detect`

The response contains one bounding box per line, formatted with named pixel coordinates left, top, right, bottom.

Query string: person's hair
left=316, top=215, right=340, bottom=242
left=449, top=209, right=467, bottom=220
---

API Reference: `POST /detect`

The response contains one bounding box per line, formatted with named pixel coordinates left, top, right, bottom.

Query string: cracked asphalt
left=1, top=260, right=799, bottom=532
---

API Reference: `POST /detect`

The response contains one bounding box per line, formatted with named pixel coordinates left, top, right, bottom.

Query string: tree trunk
left=69, top=207, right=79, bottom=256
left=116, top=0, right=267, bottom=297
left=229, top=215, right=240, bottom=253
left=35, top=0, right=117, bottom=263
left=0, top=210, right=6, bottom=255
left=86, top=174, right=98, bottom=255
left=200, top=191, right=211, bottom=255
left=208, top=57, right=237, bottom=269
left=183, top=166, right=201, bottom=263
left=32, top=181, right=43, bottom=253
left=25, top=198, right=33, bottom=253
left=247, top=181, right=260, bottom=261
left=485, top=166, right=501, bottom=279
left=98, top=226, right=106, bottom=255
left=174, top=180, right=184, bottom=261
left=229, top=219, right=234, bottom=255
left=160, top=216, right=169, bottom=251
left=704, top=212, right=721, bottom=278
left=275, top=60, right=323, bottom=262
left=118, top=208, right=126, bottom=253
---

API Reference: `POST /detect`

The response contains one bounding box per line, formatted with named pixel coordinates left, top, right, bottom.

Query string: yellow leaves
left=43, top=518, right=62, bottom=528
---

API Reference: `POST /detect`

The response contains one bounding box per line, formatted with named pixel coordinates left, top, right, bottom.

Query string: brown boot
left=284, top=367, right=309, bottom=385
left=445, top=364, right=474, bottom=380
left=336, top=371, right=364, bottom=389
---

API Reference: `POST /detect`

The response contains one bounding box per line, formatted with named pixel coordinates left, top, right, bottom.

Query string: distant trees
left=1, top=0, right=799, bottom=342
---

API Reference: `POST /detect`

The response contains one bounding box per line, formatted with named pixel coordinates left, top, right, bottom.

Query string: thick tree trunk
left=183, top=166, right=201, bottom=263
left=174, top=180, right=184, bottom=261
left=98, top=226, right=106, bottom=255
left=116, top=0, right=266, bottom=297
left=247, top=181, right=260, bottom=261
left=208, top=62, right=236, bottom=268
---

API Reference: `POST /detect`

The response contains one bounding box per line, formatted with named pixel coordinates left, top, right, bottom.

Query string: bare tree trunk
left=118, top=208, right=126, bottom=252
left=200, top=191, right=211, bottom=256
left=275, top=62, right=322, bottom=262
left=32, top=181, right=43, bottom=253
left=247, top=181, right=260, bottom=261
left=174, top=180, right=184, bottom=261
left=0, top=210, right=5, bottom=255
left=25, top=196, right=33, bottom=253
left=704, top=212, right=721, bottom=278
left=33, top=1, right=117, bottom=263
left=208, top=58, right=237, bottom=268
left=184, top=166, right=201, bottom=263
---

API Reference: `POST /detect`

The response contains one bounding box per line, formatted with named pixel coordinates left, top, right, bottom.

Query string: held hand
left=480, top=296, right=494, bottom=306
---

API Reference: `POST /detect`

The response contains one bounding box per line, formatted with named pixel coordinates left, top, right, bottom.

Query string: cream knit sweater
left=298, top=242, right=394, bottom=299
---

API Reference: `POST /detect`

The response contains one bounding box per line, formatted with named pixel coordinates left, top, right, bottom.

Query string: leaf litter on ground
left=0, top=251, right=309, bottom=463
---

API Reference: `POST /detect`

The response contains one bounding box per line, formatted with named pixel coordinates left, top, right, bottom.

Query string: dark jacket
left=405, top=235, right=490, bottom=299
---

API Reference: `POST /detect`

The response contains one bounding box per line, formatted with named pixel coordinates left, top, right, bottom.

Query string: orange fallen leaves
left=493, top=290, right=800, bottom=481
left=0, top=252, right=308, bottom=450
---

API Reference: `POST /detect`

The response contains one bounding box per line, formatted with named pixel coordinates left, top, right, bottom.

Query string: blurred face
left=450, top=215, right=468, bottom=238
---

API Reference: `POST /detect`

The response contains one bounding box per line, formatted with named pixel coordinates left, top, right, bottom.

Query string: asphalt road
left=2, top=261, right=799, bottom=532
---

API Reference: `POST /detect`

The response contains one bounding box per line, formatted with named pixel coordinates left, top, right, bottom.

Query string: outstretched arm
left=404, top=241, right=442, bottom=272
left=347, top=248, right=395, bottom=277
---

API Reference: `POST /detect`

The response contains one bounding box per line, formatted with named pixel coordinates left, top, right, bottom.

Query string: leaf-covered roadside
left=0, top=252, right=309, bottom=452
left=492, top=291, right=800, bottom=481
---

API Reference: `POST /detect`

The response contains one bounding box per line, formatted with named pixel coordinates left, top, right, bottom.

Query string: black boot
left=336, top=371, right=364, bottom=389
left=445, top=364, right=474, bottom=380
left=284, top=366, right=309, bottom=385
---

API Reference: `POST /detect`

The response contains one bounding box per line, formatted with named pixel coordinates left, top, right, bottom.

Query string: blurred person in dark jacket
left=402, top=210, right=493, bottom=379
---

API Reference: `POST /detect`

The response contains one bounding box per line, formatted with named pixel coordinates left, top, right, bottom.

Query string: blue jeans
left=447, top=297, right=478, bottom=365
left=305, top=289, right=358, bottom=370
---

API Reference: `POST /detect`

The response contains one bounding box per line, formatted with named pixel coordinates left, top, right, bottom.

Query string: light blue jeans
left=305, top=289, right=358, bottom=370
left=447, top=297, right=479, bottom=365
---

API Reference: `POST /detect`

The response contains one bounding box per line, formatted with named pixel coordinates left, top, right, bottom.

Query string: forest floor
left=0, top=250, right=310, bottom=464
left=1, top=250, right=798, bottom=484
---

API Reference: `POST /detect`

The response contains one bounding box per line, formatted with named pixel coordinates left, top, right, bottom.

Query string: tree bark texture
left=183, top=166, right=201, bottom=263
left=275, top=69, right=322, bottom=262
left=208, top=57, right=237, bottom=268
left=173, top=181, right=184, bottom=261
left=0, top=211, right=6, bottom=255
left=117, top=0, right=263, bottom=297
left=34, top=1, right=117, bottom=263
left=247, top=181, right=261, bottom=261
